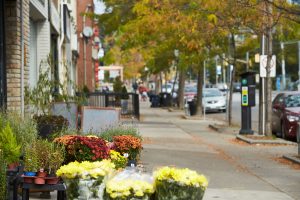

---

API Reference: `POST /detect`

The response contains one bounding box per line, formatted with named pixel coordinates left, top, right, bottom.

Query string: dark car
left=272, top=92, right=300, bottom=140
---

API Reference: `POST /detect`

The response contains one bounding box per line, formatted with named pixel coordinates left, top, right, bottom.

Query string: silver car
left=203, top=88, right=227, bottom=112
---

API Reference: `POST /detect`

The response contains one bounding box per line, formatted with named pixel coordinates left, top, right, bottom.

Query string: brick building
left=1, top=0, right=30, bottom=113
left=0, top=0, right=78, bottom=114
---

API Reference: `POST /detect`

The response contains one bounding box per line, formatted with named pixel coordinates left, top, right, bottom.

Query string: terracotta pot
left=46, top=177, right=60, bottom=185
left=37, top=171, right=47, bottom=177
left=34, top=177, right=45, bottom=184
left=23, top=177, right=34, bottom=183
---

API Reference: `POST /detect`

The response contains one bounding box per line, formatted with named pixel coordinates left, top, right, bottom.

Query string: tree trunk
left=177, top=70, right=185, bottom=109
left=195, top=66, right=203, bottom=117
left=228, top=33, right=236, bottom=126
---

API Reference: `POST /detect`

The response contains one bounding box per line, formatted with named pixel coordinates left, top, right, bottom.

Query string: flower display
left=54, top=135, right=110, bottom=162
left=56, top=160, right=115, bottom=179
left=56, top=160, right=115, bottom=200
left=154, top=167, right=208, bottom=200
left=105, top=179, right=154, bottom=200
left=113, top=135, right=142, bottom=160
left=109, top=150, right=127, bottom=169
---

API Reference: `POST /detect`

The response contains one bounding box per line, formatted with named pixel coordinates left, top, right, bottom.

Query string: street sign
left=260, top=55, right=276, bottom=77
left=217, top=65, right=222, bottom=75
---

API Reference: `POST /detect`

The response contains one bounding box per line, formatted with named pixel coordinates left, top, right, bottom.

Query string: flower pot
left=34, top=177, right=46, bottom=184
left=23, top=177, right=34, bottom=183
left=37, top=171, right=47, bottom=177
left=64, top=178, right=80, bottom=200
left=46, top=177, right=60, bottom=185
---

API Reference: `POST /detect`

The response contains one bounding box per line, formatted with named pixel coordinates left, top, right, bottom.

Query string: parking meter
left=239, top=72, right=256, bottom=135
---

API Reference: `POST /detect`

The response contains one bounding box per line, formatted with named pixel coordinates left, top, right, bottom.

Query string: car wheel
left=281, top=122, right=286, bottom=139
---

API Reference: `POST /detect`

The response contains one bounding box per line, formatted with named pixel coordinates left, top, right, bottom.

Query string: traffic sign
left=260, top=55, right=276, bottom=77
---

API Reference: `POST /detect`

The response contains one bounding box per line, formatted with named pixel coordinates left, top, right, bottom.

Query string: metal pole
left=246, top=51, right=249, bottom=72
left=262, top=34, right=266, bottom=135
left=298, top=41, right=300, bottom=91
left=203, top=60, right=206, bottom=121
left=281, top=42, right=286, bottom=90
left=215, top=57, right=218, bottom=85
left=222, top=53, right=226, bottom=84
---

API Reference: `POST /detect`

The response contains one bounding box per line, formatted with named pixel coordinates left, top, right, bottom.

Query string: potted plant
left=120, top=86, right=130, bottom=114
left=46, top=143, right=65, bottom=184
left=23, top=143, right=40, bottom=183
left=25, top=61, right=71, bottom=139
left=112, top=135, right=142, bottom=166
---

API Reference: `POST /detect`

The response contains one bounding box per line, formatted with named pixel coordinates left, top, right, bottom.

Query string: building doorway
left=0, top=0, right=7, bottom=108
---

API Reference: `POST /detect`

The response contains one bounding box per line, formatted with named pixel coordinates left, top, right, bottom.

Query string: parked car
left=272, top=92, right=300, bottom=140
left=233, top=82, right=241, bottom=92
left=203, top=88, right=226, bottom=113
left=184, top=86, right=197, bottom=102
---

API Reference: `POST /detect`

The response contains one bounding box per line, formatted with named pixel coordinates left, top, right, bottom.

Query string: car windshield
left=185, top=87, right=197, bottom=93
left=203, top=89, right=222, bottom=97
left=285, top=94, right=300, bottom=107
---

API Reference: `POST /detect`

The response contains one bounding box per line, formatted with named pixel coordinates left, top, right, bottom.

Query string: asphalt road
left=207, top=90, right=279, bottom=132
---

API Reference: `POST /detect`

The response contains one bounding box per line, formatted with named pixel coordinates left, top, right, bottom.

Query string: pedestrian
left=132, top=82, right=138, bottom=93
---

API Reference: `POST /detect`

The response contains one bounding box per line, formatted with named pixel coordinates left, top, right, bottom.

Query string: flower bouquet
left=105, top=168, right=154, bottom=200
left=56, top=160, right=115, bottom=200
left=154, top=167, right=208, bottom=200
left=54, top=135, right=110, bottom=162
left=112, top=135, right=142, bottom=161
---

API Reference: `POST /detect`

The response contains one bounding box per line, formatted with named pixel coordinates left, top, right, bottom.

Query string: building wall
left=77, top=0, right=94, bottom=92
left=5, top=0, right=30, bottom=112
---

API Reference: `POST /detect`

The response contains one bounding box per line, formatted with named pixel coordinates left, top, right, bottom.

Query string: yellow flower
left=154, top=167, right=208, bottom=188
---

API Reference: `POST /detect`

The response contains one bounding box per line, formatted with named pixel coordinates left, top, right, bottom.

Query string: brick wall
left=5, top=0, right=30, bottom=112
left=77, top=0, right=94, bottom=92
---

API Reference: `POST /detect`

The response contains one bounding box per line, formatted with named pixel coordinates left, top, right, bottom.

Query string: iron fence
left=86, top=92, right=140, bottom=120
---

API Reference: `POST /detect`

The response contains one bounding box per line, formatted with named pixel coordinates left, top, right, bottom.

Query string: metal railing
left=87, top=92, right=140, bottom=120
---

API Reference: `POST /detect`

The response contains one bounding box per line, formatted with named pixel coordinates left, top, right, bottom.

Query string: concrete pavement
left=139, top=101, right=300, bottom=200
left=29, top=100, right=299, bottom=200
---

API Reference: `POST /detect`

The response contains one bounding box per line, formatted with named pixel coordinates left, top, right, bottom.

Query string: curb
left=282, top=154, right=300, bottom=165
left=236, top=134, right=297, bottom=145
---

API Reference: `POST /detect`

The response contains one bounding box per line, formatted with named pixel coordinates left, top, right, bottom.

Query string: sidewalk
left=138, top=101, right=300, bottom=200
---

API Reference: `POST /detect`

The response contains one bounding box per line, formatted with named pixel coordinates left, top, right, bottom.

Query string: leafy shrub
left=99, top=125, right=141, bottom=142
left=0, top=124, right=21, bottom=164
left=0, top=112, right=37, bottom=150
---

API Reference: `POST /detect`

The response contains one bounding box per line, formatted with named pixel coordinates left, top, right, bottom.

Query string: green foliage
left=121, top=86, right=129, bottom=99
left=6, top=113, right=38, bottom=149
left=24, top=142, right=40, bottom=172
left=25, top=57, right=79, bottom=115
left=48, top=143, right=65, bottom=174
left=113, top=76, right=123, bottom=93
left=99, top=124, right=141, bottom=142
left=0, top=124, right=21, bottom=164
left=0, top=151, right=6, bottom=200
